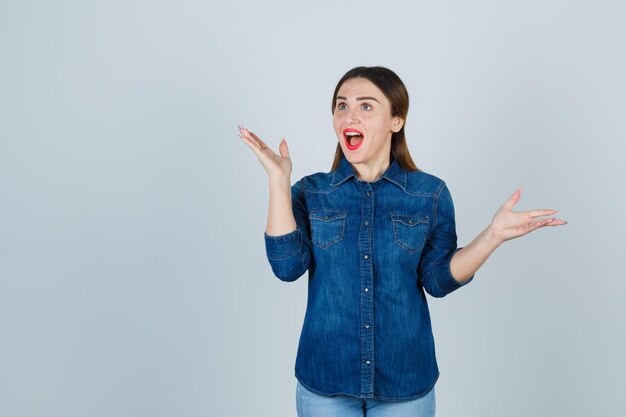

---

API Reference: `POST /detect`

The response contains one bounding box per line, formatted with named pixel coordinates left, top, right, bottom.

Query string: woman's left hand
left=490, top=187, right=567, bottom=245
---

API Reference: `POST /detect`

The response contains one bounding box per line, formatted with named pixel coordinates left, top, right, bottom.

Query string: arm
left=418, top=183, right=474, bottom=298
left=266, top=175, right=297, bottom=236
left=449, top=225, right=500, bottom=284
left=263, top=178, right=312, bottom=282
left=237, top=125, right=312, bottom=282
left=450, top=186, right=567, bottom=282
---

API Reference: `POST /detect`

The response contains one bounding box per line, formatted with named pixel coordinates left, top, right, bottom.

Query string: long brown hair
left=330, top=66, right=421, bottom=172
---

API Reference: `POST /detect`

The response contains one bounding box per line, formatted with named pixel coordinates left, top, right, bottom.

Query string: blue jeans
left=296, top=381, right=436, bottom=417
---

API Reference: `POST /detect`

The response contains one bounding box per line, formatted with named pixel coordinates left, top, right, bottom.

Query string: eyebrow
left=336, top=96, right=380, bottom=103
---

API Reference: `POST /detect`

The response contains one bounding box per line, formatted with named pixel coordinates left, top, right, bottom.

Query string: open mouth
left=343, top=128, right=364, bottom=150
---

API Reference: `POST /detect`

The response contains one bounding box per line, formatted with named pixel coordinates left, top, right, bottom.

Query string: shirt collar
left=331, top=154, right=408, bottom=191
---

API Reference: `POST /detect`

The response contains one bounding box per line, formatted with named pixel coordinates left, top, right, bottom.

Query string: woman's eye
left=336, top=102, right=371, bottom=110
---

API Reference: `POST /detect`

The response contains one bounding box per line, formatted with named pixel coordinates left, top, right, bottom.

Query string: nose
left=345, top=107, right=360, bottom=125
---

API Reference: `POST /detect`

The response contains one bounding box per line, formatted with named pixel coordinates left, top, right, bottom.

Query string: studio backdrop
left=0, top=1, right=624, bottom=416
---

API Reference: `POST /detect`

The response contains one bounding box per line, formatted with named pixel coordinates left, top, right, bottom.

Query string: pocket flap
left=390, top=213, right=429, bottom=226
left=309, top=210, right=347, bottom=222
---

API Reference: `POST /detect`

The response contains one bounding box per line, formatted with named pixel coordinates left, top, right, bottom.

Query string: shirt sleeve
left=263, top=178, right=312, bottom=282
left=417, top=182, right=474, bottom=297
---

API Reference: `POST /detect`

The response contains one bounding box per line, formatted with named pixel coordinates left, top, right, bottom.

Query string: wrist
left=269, top=175, right=291, bottom=186
left=484, top=224, right=504, bottom=249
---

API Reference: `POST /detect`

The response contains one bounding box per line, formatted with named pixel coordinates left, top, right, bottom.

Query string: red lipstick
left=343, top=128, right=364, bottom=150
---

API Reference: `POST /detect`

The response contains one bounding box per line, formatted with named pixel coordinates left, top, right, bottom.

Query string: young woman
left=238, top=66, right=566, bottom=417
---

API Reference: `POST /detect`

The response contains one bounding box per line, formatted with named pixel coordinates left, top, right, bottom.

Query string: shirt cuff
left=438, top=246, right=475, bottom=294
left=264, top=227, right=302, bottom=260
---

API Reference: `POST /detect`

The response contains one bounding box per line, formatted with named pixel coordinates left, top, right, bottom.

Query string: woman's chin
left=342, top=143, right=365, bottom=158
left=344, top=152, right=367, bottom=165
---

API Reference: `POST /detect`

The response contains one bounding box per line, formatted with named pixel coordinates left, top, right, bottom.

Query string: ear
left=391, top=116, right=404, bottom=133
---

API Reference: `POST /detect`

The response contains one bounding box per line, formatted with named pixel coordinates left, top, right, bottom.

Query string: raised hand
left=490, top=187, right=567, bottom=245
left=238, top=124, right=292, bottom=179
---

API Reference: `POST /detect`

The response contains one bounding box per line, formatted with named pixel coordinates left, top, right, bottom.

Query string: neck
left=352, top=157, right=391, bottom=183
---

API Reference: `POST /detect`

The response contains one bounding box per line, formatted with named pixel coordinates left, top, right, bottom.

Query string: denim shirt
left=264, top=155, right=474, bottom=402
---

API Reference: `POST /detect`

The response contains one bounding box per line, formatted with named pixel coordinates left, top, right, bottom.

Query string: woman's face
left=333, top=77, right=403, bottom=166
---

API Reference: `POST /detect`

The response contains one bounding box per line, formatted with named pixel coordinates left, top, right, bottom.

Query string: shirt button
left=366, top=192, right=371, bottom=196
left=364, top=221, right=369, bottom=225
left=364, top=255, right=368, bottom=259
left=366, top=360, right=371, bottom=365
left=364, top=288, right=369, bottom=292
left=364, top=324, right=369, bottom=329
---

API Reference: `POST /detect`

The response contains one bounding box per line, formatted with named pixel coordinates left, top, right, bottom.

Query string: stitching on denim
left=295, top=373, right=439, bottom=403
left=295, top=374, right=355, bottom=398
left=299, top=249, right=309, bottom=271
left=402, top=189, right=437, bottom=197
left=390, top=213, right=429, bottom=254
left=303, top=170, right=445, bottom=198
left=302, top=175, right=343, bottom=195
left=445, top=252, right=459, bottom=290
left=432, top=258, right=447, bottom=296
left=431, top=182, right=446, bottom=251
left=390, top=213, right=429, bottom=225
left=308, top=209, right=347, bottom=220
left=309, top=212, right=346, bottom=249
left=434, top=182, right=445, bottom=229
left=399, top=172, right=440, bottom=197
left=294, top=178, right=310, bottom=215
left=372, top=373, right=439, bottom=402
left=267, top=242, right=301, bottom=261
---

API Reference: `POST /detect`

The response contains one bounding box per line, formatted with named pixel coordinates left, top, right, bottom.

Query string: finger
left=526, top=218, right=552, bottom=232
left=278, top=138, right=289, bottom=158
left=240, top=129, right=267, bottom=151
left=237, top=124, right=250, bottom=140
left=245, top=129, right=271, bottom=150
left=239, top=128, right=267, bottom=154
left=503, top=187, right=523, bottom=210
left=527, top=209, right=559, bottom=218
left=544, top=218, right=568, bottom=226
left=239, top=131, right=264, bottom=154
left=532, top=217, right=562, bottom=228
left=239, top=125, right=274, bottom=151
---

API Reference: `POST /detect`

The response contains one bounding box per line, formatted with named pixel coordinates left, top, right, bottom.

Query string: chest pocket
left=309, top=210, right=347, bottom=249
left=391, top=213, right=430, bottom=254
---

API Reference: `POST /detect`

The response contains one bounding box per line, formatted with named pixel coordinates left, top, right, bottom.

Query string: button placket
left=359, top=184, right=375, bottom=395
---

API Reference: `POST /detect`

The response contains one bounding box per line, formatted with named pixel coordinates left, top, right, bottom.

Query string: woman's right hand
left=238, top=124, right=292, bottom=179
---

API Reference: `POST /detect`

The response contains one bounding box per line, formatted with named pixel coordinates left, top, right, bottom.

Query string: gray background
left=1, top=0, right=624, bottom=416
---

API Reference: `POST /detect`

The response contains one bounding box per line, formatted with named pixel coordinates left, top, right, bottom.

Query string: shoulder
left=404, top=169, right=447, bottom=197
left=294, top=170, right=338, bottom=194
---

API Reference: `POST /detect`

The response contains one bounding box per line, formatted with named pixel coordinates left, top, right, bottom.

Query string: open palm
left=491, top=188, right=567, bottom=244
left=238, top=125, right=292, bottom=178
